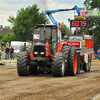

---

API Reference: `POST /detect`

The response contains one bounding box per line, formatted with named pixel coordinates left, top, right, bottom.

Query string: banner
left=80, top=10, right=100, bottom=16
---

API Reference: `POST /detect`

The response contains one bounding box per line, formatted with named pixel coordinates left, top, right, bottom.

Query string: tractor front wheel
left=17, top=51, right=29, bottom=76
left=26, top=45, right=31, bottom=56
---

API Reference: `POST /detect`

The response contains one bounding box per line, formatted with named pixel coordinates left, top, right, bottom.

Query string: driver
left=74, top=28, right=82, bottom=35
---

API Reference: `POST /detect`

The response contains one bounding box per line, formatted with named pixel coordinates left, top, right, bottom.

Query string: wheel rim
left=74, top=50, right=77, bottom=73
left=62, top=57, right=65, bottom=76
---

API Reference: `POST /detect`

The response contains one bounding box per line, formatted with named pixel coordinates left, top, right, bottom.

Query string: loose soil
left=0, top=61, right=100, bottom=100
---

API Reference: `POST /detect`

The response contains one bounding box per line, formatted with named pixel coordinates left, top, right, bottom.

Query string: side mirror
left=89, top=30, right=92, bottom=36
left=23, top=29, right=26, bottom=34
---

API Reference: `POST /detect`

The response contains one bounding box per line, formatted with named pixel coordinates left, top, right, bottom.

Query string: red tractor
left=17, top=22, right=78, bottom=77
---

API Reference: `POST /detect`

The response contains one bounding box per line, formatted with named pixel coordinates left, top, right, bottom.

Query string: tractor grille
left=34, top=46, right=44, bottom=52
left=34, top=45, right=46, bottom=57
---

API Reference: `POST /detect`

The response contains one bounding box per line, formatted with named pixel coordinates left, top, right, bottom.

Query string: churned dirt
left=0, top=61, right=100, bottom=100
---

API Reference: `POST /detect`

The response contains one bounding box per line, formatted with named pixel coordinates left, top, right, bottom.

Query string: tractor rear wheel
left=52, top=53, right=65, bottom=77
left=29, top=65, right=38, bottom=75
left=17, top=51, right=29, bottom=76
left=62, top=45, right=71, bottom=76
left=69, top=46, right=77, bottom=76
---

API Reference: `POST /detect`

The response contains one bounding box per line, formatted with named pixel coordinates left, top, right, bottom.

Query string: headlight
left=34, top=52, right=38, bottom=54
left=40, top=52, right=44, bottom=54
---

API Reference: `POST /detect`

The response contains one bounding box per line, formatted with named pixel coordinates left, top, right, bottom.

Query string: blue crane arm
left=45, top=5, right=85, bottom=26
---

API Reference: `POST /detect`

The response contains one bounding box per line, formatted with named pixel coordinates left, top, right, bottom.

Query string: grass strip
left=0, top=64, right=17, bottom=67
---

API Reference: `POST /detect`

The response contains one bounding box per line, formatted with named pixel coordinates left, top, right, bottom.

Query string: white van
left=11, top=41, right=31, bottom=57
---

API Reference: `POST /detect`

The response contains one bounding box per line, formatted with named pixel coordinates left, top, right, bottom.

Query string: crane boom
left=45, top=5, right=85, bottom=26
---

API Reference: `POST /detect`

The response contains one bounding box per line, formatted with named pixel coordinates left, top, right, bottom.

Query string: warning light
left=86, top=16, right=89, bottom=18
left=74, top=16, right=84, bottom=19
left=88, top=18, right=90, bottom=20
left=62, top=24, right=64, bottom=27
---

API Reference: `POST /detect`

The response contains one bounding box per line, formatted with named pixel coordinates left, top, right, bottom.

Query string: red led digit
left=75, top=21, right=79, bottom=26
left=82, top=21, right=86, bottom=26
left=80, top=21, right=83, bottom=26
left=71, top=21, right=75, bottom=26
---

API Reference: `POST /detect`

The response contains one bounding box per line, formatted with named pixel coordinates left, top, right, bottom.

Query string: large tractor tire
left=26, top=45, right=31, bottom=56
left=17, top=51, right=29, bottom=76
left=29, top=65, right=38, bottom=75
left=52, top=53, right=65, bottom=77
left=20, top=45, right=25, bottom=51
left=69, top=46, right=77, bottom=76
left=20, top=45, right=31, bottom=55
left=83, top=62, right=88, bottom=72
left=62, top=45, right=71, bottom=76
left=83, top=55, right=90, bottom=72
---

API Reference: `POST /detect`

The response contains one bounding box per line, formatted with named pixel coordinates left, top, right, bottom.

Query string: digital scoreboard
left=70, top=20, right=87, bottom=27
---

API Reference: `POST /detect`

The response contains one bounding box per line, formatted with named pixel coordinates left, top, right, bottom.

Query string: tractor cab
left=33, top=25, right=57, bottom=42
left=33, top=25, right=59, bottom=57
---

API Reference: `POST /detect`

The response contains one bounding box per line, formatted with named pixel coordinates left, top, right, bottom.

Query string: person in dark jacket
left=5, top=46, right=9, bottom=60
left=74, top=28, right=82, bottom=35
left=10, top=46, right=14, bottom=60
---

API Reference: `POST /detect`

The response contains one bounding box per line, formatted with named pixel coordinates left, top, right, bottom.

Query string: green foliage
left=0, top=33, right=14, bottom=43
left=84, top=0, right=100, bottom=47
left=0, top=34, right=5, bottom=40
left=79, top=27, right=89, bottom=35
left=84, top=0, right=100, bottom=10
left=7, top=15, right=16, bottom=26
left=58, top=22, right=70, bottom=34
left=4, top=25, right=11, bottom=29
left=11, top=4, right=50, bottom=41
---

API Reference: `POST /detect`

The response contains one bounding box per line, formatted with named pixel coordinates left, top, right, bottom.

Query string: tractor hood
left=34, top=42, right=46, bottom=46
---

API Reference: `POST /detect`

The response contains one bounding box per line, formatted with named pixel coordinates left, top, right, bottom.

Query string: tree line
left=1, top=0, right=100, bottom=48
left=0, top=4, right=69, bottom=43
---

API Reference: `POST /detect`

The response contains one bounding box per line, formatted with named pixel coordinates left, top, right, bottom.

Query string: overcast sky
left=0, top=0, right=85, bottom=28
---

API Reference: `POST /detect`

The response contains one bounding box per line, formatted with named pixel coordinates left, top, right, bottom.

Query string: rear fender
left=57, top=42, right=65, bottom=53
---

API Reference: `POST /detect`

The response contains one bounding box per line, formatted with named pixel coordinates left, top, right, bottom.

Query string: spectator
left=74, top=28, right=82, bottom=35
left=0, top=49, right=2, bottom=61
left=5, top=46, right=9, bottom=60
left=10, top=46, right=14, bottom=60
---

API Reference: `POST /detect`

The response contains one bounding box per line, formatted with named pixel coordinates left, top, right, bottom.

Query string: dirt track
left=0, top=61, right=100, bottom=100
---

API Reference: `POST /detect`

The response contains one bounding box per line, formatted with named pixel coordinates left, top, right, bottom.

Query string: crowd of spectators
left=0, top=46, right=14, bottom=60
